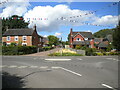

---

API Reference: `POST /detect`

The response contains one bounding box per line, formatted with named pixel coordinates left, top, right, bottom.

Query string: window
left=15, top=36, right=18, bottom=41
left=85, top=38, right=88, bottom=40
left=76, top=38, right=81, bottom=41
left=22, top=43, right=27, bottom=46
left=22, top=36, right=27, bottom=41
left=7, top=36, right=10, bottom=41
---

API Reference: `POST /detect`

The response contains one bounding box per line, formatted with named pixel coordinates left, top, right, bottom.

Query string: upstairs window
left=7, top=36, right=10, bottom=41
left=22, top=36, right=27, bottom=41
left=15, top=36, right=18, bottom=41
left=76, top=38, right=81, bottom=41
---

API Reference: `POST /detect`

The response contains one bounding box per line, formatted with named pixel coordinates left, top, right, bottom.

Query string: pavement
left=1, top=55, right=119, bottom=89
left=25, top=48, right=61, bottom=56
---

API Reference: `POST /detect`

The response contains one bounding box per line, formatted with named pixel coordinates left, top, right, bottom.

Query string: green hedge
left=48, top=52, right=83, bottom=56
left=2, top=46, right=37, bottom=55
left=42, top=46, right=54, bottom=51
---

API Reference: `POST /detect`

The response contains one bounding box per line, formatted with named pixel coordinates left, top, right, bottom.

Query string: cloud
left=55, top=32, right=62, bottom=36
left=0, top=0, right=30, bottom=17
left=24, top=4, right=95, bottom=32
left=92, top=15, right=118, bottom=26
left=43, top=35, right=48, bottom=37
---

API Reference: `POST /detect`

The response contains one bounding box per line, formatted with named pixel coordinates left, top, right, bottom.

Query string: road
left=1, top=56, right=119, bottom=89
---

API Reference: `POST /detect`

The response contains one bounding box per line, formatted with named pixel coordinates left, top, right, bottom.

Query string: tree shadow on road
left=2, top=71, right=26, bottom=89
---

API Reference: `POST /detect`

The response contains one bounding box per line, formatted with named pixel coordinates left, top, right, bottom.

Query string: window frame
left=7, top=36, right=10, bottom=41
left=22, top=36, right=27, bottom=41
left=15, top=36, right=18, bottom=41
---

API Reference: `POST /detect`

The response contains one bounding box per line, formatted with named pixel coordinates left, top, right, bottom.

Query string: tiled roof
left=94, top=38, right=103, bottom=42
left=72, top=32, right=93, bottom=38
left=73, top=41, right=90, bottom=45
left=98, top=41, right=108, bottom=48
left=3, top=28, right=34, bottom=36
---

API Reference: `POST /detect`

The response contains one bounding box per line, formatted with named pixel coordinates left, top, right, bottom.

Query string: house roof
left=72, top=32, right=93, bottom=38
left=98, top=41, right=108, bottom=48
left=94, top=38, right=103, bottom=42
left=3, top=28, right=34, bottom=36
left=73, top=41, right=90, bottom=45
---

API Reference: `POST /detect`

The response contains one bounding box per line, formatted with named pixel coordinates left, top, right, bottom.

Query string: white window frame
left=40, top=38, right=41, bottom=42
left=7, top=36, right=10, bottom=41
left=15, top=36, right=18, bottom=41
left=76, top=38, right=81, bottom=41
left=22, top=43, right=27, bottom=46
left=85, top=38, right=88, bottom=40
left=22, top=36, right=27, bottom=41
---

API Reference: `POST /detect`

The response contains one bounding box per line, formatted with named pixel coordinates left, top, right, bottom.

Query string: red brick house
left=2, top=25, right=43, bottom=47
left=69, top=28, right=95, bottom=48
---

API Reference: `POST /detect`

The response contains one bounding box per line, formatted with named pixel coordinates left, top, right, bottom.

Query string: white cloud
left=43, top=35, right=48, bottom=37
left=55, top=32, right=62, bottom=36
left=24, top=4, right=95, bottom=32
left=0, top=0, right=30, bottom=17
left=92, top=15, right=118, bottom=26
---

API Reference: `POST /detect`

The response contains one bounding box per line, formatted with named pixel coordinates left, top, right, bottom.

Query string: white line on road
left=40, top=66, right=48, bottom=69
left=0, top=65, right=7, bottom=68
left=29, top=66, right=38, bottom=68
left=77, top=58, right=83, bottom=60
left=60, top=67, right=82, bottom=77
left=106, top=58, right=118, bottom=61
left=51, top=66, right=61, bottom=69
left=45, top=59, right=71, bottom=61
left=102, top=84, right=115, bottom=89
left=18, top=66, right=28, bottom=69
left=8, top=65, right=17, bottom=68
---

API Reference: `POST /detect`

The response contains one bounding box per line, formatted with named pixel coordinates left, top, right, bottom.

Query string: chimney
left=70, top=28, right=72, bottom=34
left=33, top=24, right=37, bottom=31
left=6, top=26, right=8, bottom=31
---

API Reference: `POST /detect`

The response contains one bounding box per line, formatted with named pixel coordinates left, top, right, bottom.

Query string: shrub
left=75, top=45, right=81, bottom=49
left=48, top=52, right=83, bottom=56
left=42, top=46, right=52, bottom=51
left=96, top=53, right=103, bottom=56
left=2, top=46, right=37, bottom=55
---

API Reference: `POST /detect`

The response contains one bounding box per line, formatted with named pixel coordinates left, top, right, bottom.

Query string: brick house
left=2, top=25, right=43, bottom=47
left=69, top=28, right=95, bottom=48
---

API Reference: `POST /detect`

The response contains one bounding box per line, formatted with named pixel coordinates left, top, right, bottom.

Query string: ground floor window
left=22, top=43, right=27, bottom=46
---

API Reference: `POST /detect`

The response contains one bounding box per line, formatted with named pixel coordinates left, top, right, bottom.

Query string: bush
left=2, top=46, right=37, bottom=55
left=48, top=52, right=83, bottom=56
left=75, top=45, right=81, bottom=49
left=96, top=53, right=103, bottom=56
left=42, top=46, right=52, bottom=51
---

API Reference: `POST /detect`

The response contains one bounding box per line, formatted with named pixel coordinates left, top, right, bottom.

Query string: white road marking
left=51, top=66, right=61, bottom=69
left=106, top=58, right=118, bottom=61
left=40, top=66, right=48, bottom=69
left=0, top=65, right=7, bottom=68
left=45, top=59, right=71, bottom=61
left=77, top=58, right=83, bottom=60
left=8, top=65, right=17, bottom=68
left=29, top=66, right=38, bottom=68
left=18, top=66, right=28, bottom=69
left=60, top=67, right=82, bottom=77
left=102, top=84, right=114, bottom=89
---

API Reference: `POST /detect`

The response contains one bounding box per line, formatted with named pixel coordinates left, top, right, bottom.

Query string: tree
left=93, top=28, right=115, bottom=38
left=2, top=15, right=29, bottom=34
left=47, top=35, right=59, bottom=46
left=113, top=25, right=120, bottom=51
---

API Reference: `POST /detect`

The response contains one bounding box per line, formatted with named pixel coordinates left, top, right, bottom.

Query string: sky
left=0, top=0, right=119, bottom=41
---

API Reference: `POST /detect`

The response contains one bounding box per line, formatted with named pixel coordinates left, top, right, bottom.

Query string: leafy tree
left=93, top=28, right=115, bottom=38
left=47, top=35, right=59, bottom=46
left=2, top=15, right=29, bottom=34
left=113, top=25, right=120, bottom=51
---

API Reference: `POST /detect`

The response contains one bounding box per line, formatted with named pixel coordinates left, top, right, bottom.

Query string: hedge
left=2, top=46, right=37, bottom=55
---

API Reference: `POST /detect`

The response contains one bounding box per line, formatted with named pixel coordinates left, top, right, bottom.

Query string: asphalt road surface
left=1, top=56, right=119, bottom=89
